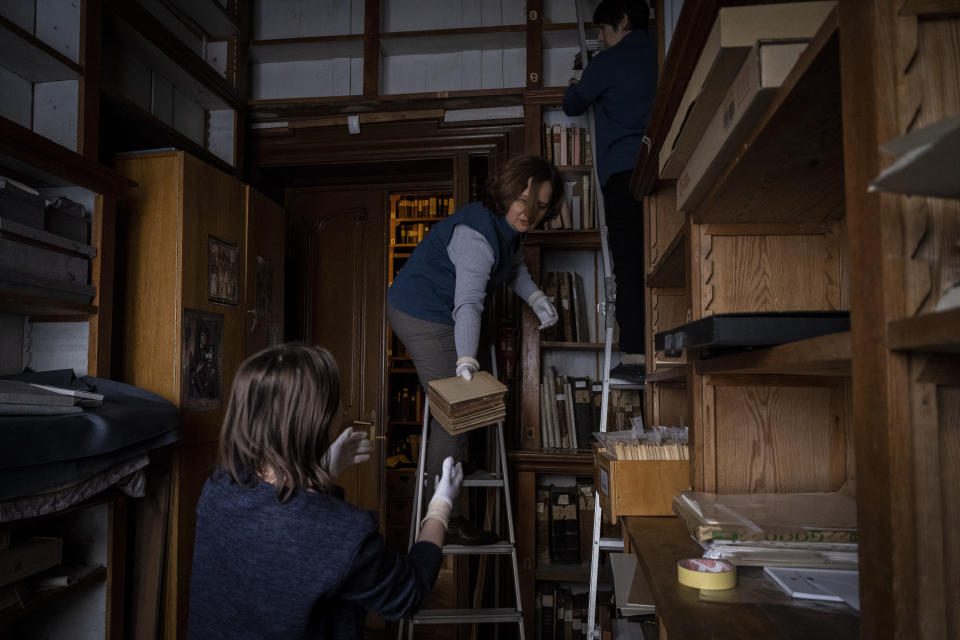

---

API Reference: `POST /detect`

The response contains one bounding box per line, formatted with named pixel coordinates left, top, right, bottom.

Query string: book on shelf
left=549, top=486, right=580, bottom=564
left=570, top=378, right=594, bottom=451
left=577, top=483, right=594, bottom=564
left=536, top=488, right=551, bottom=564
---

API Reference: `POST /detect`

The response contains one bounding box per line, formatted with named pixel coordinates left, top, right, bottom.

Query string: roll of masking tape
left=677, top=558, right=737, bottom=590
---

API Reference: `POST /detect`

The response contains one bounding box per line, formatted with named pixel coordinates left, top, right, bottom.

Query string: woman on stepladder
left=387, top=154, right=564, bottom=545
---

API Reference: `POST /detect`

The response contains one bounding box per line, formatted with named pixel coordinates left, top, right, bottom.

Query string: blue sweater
left=563, top=30, right=657, bottom=187
left=188, top=473, right=442, bottom=639
left=387, top=202, right=523, bottom=325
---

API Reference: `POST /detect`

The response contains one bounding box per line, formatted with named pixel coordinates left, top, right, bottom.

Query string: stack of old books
left=673, top=490, right=859, bottom=570
left=427, top=371, right=507, bottom=435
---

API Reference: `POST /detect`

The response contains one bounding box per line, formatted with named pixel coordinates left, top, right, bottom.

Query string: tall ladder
left=573, top=1, right=627, bottom=638
left=399, top=347, right=524, bottom=640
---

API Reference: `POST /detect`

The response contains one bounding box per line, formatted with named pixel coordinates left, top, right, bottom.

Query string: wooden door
left=287, top=187, right=387, bottom=513
left=244, top=187, right=286, bottom=356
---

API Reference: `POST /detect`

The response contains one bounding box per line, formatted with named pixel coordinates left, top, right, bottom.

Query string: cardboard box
left=594, top=449, right=689, bottom=522
left=658, top=1, right=836, bottom=180
left=676, top=41, right=808, bottom=212
left=0, top=537, right=62, bottom=588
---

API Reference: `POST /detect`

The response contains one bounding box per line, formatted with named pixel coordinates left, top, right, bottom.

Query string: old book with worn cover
left=673, top=490, right=858, bottom=543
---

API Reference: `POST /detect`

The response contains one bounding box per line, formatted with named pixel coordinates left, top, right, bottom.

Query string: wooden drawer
left=594, top=449, right=689, bottom=522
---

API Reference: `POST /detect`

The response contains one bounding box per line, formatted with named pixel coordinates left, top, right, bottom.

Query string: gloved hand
left=527, top=290, right=559, bottom=330
left=324, top=426, right=372, bottom=479
left=455, top=356, right=480, bottom=381
left=433, top=456, right=464, bottom=508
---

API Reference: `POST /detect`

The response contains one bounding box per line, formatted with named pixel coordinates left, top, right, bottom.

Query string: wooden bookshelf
left=164, top=0, right=239, bottom=38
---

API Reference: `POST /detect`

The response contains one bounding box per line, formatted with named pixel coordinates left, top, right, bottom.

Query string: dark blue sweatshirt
left=563, top=29, right=657, bottom=187
left=188, top=473, right=442, bottom=639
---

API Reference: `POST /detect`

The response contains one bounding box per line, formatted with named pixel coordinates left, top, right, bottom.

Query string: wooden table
left=622, top=516, right=860, bottom=639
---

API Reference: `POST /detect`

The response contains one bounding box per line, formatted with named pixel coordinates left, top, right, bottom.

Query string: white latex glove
left=455, top=356, right=480, bottom=381
left=528, top=290, right=559, bottom=330
left=324, top=426, right=372, bottom=479
left=432, top=456, right=464, bottom=508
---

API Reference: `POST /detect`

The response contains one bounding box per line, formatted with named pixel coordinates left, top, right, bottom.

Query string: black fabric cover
left=0, top=370, right=181, bottom=500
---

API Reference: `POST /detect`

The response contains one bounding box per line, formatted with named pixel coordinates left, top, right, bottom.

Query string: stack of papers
left=427, top=372, right=507, bottom=435
left=674, top=490, right=858, bottom=570
left=0, top=381, right=84, bottom=415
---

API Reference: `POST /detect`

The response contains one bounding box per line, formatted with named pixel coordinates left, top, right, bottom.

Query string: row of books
left=391, top=221, right=436, bottom=246
left=543, top=124, right=594, bottom=168
left=389, top=383, right=423, bottom=423
left=393, top=195, right=454, bottom=219
left=535, top=482, right=618, bottom=566
left=536, top=583, right=609, bottom=640
left=542, top=175, right=596, bottom=232
left=541, top=271, right=591, bottom=343
left=540, top=370, right=644, bottom=451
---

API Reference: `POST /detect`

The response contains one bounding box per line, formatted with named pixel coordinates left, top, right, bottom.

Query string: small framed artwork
left=182, top=308, right=223, bottom=411
left=256, top=255, right=273, bottom=320
left=208, top=236, right=239, bottom=305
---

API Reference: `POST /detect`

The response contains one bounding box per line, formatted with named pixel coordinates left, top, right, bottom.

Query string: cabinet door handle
left=246, top=309, right=258, bottom=331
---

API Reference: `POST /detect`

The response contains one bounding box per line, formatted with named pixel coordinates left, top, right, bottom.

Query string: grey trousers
left=387, top=304, right=467, bottom=515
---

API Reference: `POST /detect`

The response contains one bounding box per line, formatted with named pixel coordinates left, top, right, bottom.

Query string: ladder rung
left=412, top=608, right=522, bottom=624
left=441, top=541, right=514, bottom=555
left=461, top=470, right=504, bottom=487
left=598, top=537, right=624, bottom=550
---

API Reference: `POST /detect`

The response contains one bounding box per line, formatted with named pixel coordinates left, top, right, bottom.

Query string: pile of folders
left=427, top=371, right=507, bottom=435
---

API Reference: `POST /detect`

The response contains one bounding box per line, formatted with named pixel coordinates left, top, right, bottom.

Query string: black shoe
left=445, top=516, right=498, bottom=546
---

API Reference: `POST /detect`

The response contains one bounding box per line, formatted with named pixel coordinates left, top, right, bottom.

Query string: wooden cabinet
left=114, top=150, right=283, bottom=639
left=629, top=2, right=960, bottom=638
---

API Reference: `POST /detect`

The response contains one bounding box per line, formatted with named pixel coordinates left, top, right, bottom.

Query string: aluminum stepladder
left=399, top=345, right=524, bottom=640
left=572, top=2, right=628, bottom=637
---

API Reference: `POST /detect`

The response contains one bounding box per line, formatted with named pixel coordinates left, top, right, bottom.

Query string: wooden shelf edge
left=250, top=88, right=525, bottom=119
left=646, top=365, right=688, bottom=383
left=694, top=331, right=852, bottom=376
left=0, top=292, right=98, bottom=319
left=0, top=117, right=135, bottom=194
left=540, top=341, right=613, bottom=351
left=166, top=0, right=239, bottom=38
left=887, top=308, right=960, bottom=354
left=382, top=24, right=526, bottom=39
left=0, top=14, right=84, bottom=82
left=646, top=224, right=686, bottom=289
left=525, top=229, right=601, bottom=249
left=100, top=90, right=237, bottom=177
left=509, top=449, right=594, bottom=474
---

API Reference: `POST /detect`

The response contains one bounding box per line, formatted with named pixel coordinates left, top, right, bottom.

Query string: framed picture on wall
left=182, top=308, right=223, bottom=411
left=208, top=236, right=239, bottom=305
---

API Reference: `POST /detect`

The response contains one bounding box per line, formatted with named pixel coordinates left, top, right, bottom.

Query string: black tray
left=654, top=312, right=850, bottom=358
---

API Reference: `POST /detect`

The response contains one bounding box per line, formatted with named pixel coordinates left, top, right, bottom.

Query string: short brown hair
left=217, top=342, right=340, bottom=503
left=483, top=155, right=564, bottom=224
